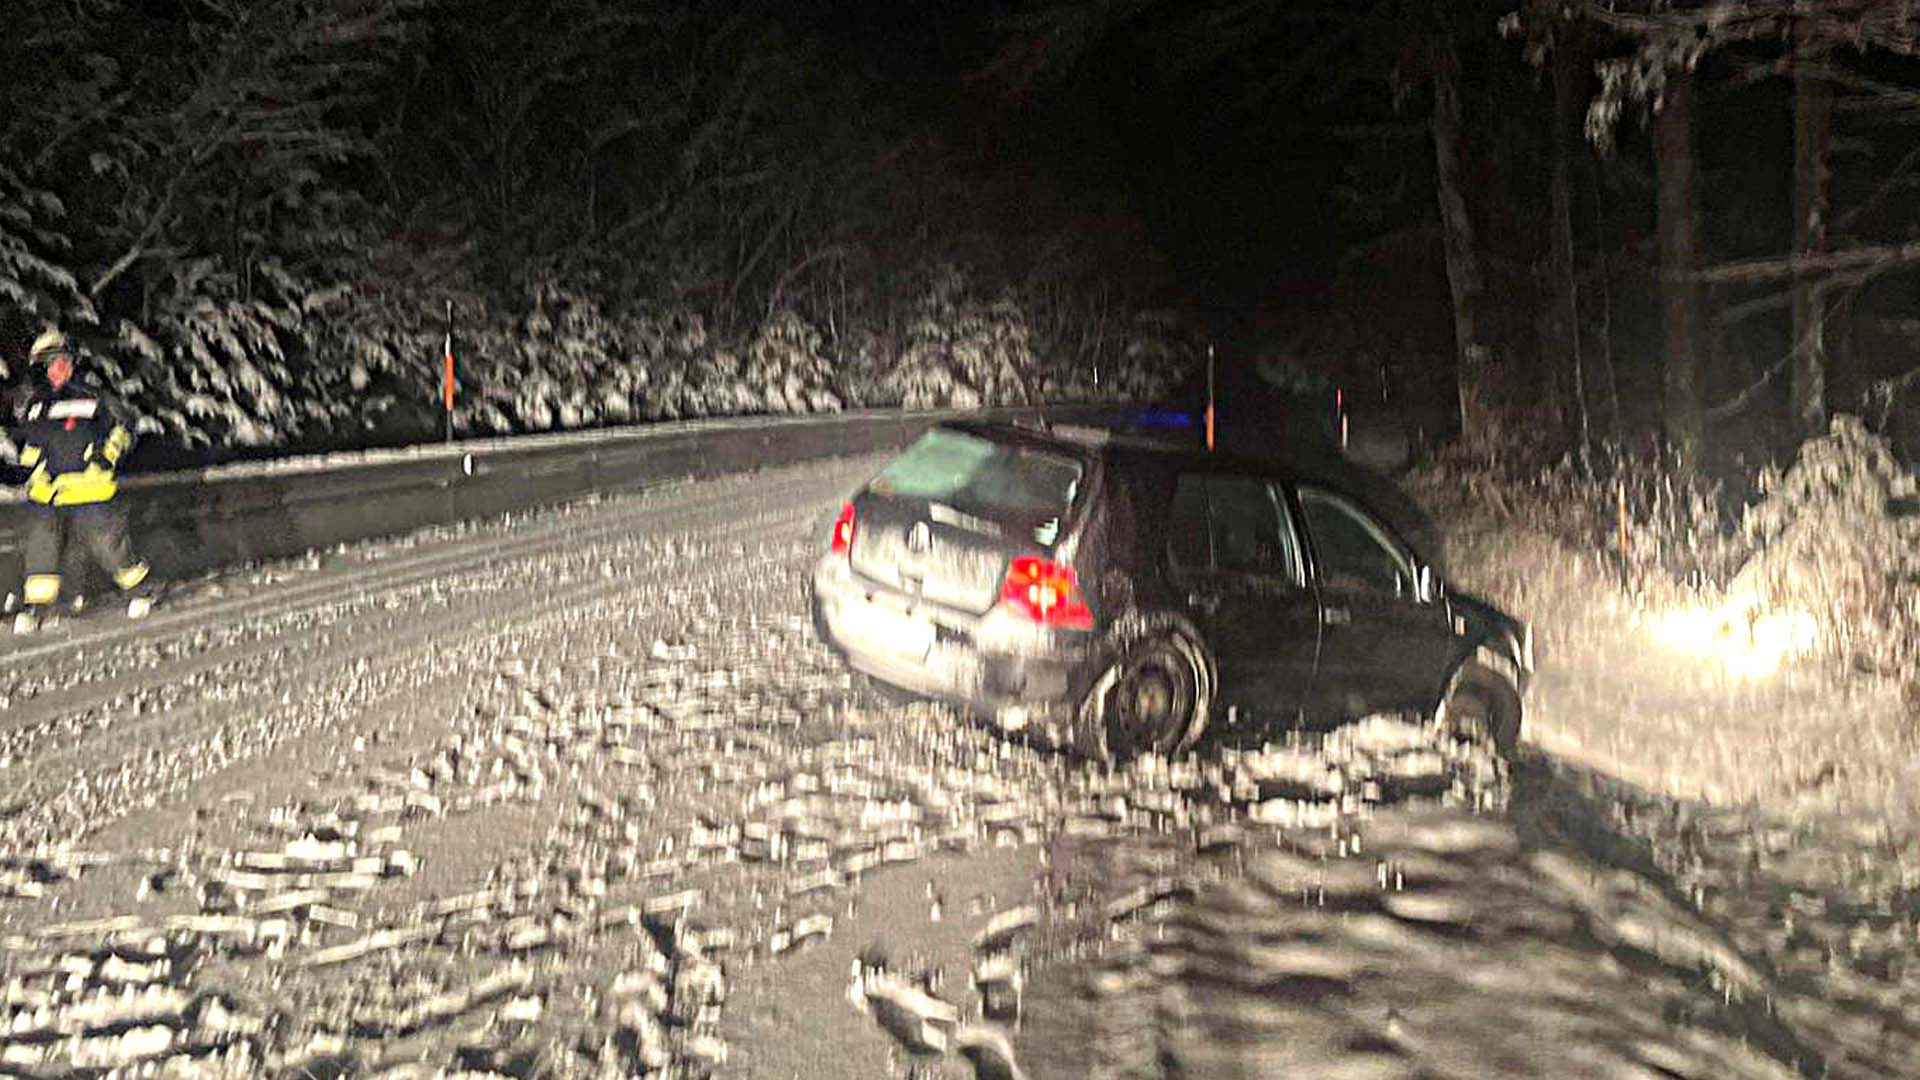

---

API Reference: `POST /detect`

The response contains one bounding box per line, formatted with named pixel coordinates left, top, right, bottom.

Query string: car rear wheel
left=1076, top=631, right=1213, bottom=763
left=1438, top=670, right=1521, bottom=758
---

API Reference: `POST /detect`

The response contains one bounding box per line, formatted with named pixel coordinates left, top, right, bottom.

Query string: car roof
left=933, top=419, right=1441, bottom=563
left=936, top=419, right=1297, bottom=479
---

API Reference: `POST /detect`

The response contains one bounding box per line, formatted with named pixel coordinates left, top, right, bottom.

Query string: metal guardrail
left=0, top=406, right=1123, bottom=601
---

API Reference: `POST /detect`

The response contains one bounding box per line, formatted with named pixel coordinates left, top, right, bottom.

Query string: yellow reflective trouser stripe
left=115, top=563, right=150, bottom=591
left=28, top=467, right=118, bottom=506
left=23, top=574, right=61, bottom=606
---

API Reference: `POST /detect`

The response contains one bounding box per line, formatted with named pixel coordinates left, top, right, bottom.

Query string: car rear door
left=1165, top=471, right=1320, bottom=728
left=1296, top=485, right=1454, bottom=720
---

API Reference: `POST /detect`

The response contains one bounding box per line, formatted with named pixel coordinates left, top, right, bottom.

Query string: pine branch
left=1582, top=1, right=1919, bottom=53
left=28, top=90, right=133, bottom=175
left=1705, top=352, right=1791, bottom=422
left=89, top=135, right=224, bottom=299
left=766, top=244, right=854, bottom=319
left=1697, top=241, right=1920, bottom=285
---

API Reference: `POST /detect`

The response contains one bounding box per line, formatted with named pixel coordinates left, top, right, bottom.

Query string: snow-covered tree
left=0, top=168, right=93, bottom=384
left=1, top=0, right=421, bottom=445
left=746, top=311, right=841, bottom=415
left=891, top=266, right=1037, bottom=409
left=2, top=0, right=1193, bottom=452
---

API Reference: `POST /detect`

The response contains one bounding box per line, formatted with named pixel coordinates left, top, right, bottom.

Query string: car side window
left=1299, top=487, right=1417, bottom=597
left=1167, top=474, right=1211, bottom=570
left=1205, top=475, right=1303, bottom=585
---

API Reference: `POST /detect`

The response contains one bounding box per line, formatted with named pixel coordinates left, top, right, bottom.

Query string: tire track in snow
left=0, top=462, right=874, bottom=1077
left=0, top=501, right=821, bottom=850
left=0, top=459, right=876, bottom=853
left=0, top=460, right=874, bottom=733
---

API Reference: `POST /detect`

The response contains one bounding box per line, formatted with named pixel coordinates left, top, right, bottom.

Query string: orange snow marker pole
left=1616, top=479, right=1631, bottom=564
left=1204, top=345, right=1216, bottom=452
left=442, top=300, right=456, bottom=443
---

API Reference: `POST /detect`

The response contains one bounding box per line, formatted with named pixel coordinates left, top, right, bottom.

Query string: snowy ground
left=0, top=455, right=1915, bottom=1078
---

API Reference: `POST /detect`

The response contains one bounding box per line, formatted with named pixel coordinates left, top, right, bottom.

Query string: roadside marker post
left=442, top=300, right=456, bottom=444
left=1616, top=479, right=1631, bottom=579
left=1205, top=345, right=1216, bottom=452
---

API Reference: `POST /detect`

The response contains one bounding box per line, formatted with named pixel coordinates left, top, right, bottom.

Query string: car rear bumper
left=809, top=555, right=1090, bottom=732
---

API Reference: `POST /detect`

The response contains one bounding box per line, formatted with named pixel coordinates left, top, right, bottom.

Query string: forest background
left=0, top=0, right=1197, bottom=459
left=4, top=0, right=1920, bottom=483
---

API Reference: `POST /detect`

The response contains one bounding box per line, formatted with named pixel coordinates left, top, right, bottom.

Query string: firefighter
left=9, top=329, right=154, bottom=633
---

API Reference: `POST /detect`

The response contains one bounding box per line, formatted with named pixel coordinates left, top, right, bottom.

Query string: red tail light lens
left=830, top=503, right=857, bottom=555
left=998, top=556, right=1093, bottom=630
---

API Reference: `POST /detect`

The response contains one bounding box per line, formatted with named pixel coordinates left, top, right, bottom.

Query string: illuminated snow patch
left=1644, top=601, right=1820, bottom=678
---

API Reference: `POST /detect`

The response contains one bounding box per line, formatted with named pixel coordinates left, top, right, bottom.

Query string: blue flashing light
left=1130, top=409, right=1194, bottom=430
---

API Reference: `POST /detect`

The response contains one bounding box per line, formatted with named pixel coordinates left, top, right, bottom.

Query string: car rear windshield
left=870, top=428, right=1083, bottom=530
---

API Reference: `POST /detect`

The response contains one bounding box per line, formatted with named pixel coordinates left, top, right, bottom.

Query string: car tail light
left=830, top=502, right=856, bottom=555
left=998, top=556, right=1093, bottom=630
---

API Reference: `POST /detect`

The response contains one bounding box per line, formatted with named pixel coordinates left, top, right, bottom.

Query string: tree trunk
left=1790, top=9, right=1832, bottom=442
left=1429, top=32, right=1491, bottom=444
left=1655, top=65, right=1704, bottom=468
left=1549, top=24, right=1587, bottom=447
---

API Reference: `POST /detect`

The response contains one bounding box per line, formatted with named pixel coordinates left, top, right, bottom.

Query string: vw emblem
left=906, top=522, right=932, bottom=554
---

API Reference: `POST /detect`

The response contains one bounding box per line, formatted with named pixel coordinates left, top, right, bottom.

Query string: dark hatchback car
left=809, top=421, right=1532, bottom=761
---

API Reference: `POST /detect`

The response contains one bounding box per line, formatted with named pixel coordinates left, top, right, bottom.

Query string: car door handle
left=1323, top=606, right=1351, bottom=626
left=1187, top=592, right=1222, bottom=614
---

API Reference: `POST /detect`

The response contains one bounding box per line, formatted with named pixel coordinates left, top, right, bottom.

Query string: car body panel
left=1163, top=469, right=1319, bottom=726
left=1294, top=485, right=1458, bottom=719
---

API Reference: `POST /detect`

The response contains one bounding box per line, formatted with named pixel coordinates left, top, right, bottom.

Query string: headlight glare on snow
left=1644, top=601, right=1819, bottom=679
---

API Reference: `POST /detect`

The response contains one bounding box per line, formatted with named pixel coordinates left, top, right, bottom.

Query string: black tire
left=1075, top=631, right=1214, bottom=763
left=1438, top=672, right=1521, bottom=758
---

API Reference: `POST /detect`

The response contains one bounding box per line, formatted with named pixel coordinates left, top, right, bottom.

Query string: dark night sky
left=787, top=0, right=1356, bottom=333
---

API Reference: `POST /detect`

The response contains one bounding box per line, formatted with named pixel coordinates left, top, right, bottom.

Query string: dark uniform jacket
left=11, top=374, right=136, bottom=506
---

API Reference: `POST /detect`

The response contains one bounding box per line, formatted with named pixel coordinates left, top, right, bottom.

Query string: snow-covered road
left=0, top=456, right=1914, bottom=1078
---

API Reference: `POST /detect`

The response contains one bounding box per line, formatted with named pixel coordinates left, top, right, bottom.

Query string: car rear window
left=871, top=428, right=1083, bottom=527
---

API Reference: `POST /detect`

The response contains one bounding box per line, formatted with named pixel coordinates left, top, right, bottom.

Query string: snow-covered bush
left=1041, top=308, right=1196, bottom=403
left=745, top=310, right=841, bottom=414
left=1108, top=310, right=1195, bottom=401
left=511, top=278, right=636, bottom=430
left=1409, top=427, right=1745, bottom=591
left=119, top=255, right=334, bottom=448
left=455, top=278, right=749, bottom=432
left=1421, top=412, right=1920, bottom=680
left=890, top=265, right=1036, bottom=408
left=310, top=272, right=486, bottom=446
left=1572, top=449, right=1743, bottom=589
left=1733, top=415, right=1920, bottom=676
left=825, top=324, right=897, bottom=408
left=687, top=348, right=763, bottom=418
left=624, top=304, right=711, bottom=421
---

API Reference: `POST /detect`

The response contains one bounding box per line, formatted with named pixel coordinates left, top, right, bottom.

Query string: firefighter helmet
left=29, top=329, right=72, bottom=364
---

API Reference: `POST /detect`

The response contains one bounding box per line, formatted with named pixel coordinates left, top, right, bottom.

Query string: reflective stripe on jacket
left=14, top=383, right=135, bottom=506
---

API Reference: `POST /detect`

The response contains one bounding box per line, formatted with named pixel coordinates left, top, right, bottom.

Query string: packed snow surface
left=0, top=455, right=1914, bottom=1078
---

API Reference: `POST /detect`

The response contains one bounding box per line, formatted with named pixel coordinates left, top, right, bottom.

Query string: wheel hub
left=1112, top=651, right=1191, bottom=753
